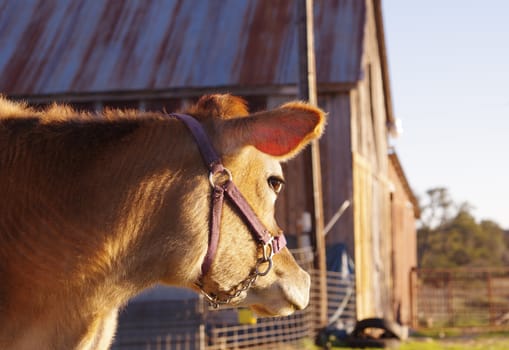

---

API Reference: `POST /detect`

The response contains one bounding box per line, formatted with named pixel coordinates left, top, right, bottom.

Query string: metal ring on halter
left=209, top=167, right=233, bottom=188
left=255, top=256, right=273, bottom=276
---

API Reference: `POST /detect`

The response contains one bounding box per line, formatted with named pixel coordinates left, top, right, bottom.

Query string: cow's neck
left=1, top=118, right=210, bottom=348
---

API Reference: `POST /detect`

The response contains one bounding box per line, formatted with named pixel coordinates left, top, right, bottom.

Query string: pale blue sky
left=382, top=1, right=509, bottom=228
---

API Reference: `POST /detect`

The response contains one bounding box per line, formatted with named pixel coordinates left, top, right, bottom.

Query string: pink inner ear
left=252, top=116, right=317, bottom=156
left=254, top=133, right=302, bottom=156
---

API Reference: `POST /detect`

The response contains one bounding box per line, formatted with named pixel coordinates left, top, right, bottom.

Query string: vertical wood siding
left=389, top=156, right=418, bottom=325
left=348, top=0, right=400, bottom=321
left=318, top=94, right=354, bottom=253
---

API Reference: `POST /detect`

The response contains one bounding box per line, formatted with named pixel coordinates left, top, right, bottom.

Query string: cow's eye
left=268, top=176, right=285, bottom=194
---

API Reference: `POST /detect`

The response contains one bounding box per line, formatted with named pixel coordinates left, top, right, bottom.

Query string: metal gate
left=410, top=267, right=509, bottom=330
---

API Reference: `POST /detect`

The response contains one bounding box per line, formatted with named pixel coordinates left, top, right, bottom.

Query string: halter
left=170, top=113, right=287, bottom=307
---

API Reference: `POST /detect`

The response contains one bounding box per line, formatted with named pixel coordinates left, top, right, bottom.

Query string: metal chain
left=199, top=241, right=274, bottom=308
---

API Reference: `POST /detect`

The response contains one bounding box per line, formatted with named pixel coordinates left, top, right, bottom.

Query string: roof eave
left=388, top=150, right=421, bottom=218
left=7, top=82, right=357, bottom=104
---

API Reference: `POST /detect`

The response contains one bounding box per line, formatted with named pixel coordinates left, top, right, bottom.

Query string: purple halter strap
left=170, top=113, right=287, bottom=276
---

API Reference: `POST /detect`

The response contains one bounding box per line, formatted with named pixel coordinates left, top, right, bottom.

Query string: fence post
left=486, top=271, right=494, bottom=326
left=446, top=271, right=453, bottom=326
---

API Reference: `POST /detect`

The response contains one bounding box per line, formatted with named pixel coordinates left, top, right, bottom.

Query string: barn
left=0, top=0, right=419, bottom=346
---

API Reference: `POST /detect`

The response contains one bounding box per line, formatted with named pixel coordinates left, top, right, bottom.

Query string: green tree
left=417, top=188, right=507, bottom=268
left=419, top=187, right=455, bottom=230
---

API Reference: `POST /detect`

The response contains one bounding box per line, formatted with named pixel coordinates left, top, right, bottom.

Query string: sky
left=382, top=0, right=509, bottom=228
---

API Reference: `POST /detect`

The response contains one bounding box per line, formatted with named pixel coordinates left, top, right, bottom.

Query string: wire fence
left=112, top=298, right=204, bottom=350
left=410, top=267, right=509, bottom=330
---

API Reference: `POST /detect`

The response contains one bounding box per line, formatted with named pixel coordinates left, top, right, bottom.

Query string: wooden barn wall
left=352, top=2, right=389, bottom=174
left=318, top=93, right=354, bottom=253
left=388, top=162, right=417, bottom=325
left=352, top=154, right=392, bottom=320
left=350, top=0, right=393, bottom=321
left=352, top=153, right=375, bottom=319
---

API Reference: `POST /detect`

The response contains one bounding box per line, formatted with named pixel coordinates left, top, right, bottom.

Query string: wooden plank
left=353, top=151, right=375, bottom=320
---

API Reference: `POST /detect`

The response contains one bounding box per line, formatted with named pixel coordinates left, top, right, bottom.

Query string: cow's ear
left=220, top=101, right=326, bottom=160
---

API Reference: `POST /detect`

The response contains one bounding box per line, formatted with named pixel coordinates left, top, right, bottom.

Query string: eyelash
left=267, top=176, right=285, bottom=194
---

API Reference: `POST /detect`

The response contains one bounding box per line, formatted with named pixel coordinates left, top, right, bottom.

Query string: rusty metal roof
left=0, top=0, right=366, bottom=96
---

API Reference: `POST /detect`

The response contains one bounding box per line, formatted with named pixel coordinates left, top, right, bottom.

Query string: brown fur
left=0, top=94, right=326, bottom=349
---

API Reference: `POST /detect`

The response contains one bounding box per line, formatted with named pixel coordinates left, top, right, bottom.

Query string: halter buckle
left=262, top=237, right=274, bottom=261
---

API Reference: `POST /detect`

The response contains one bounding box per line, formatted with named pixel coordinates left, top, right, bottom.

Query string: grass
left=399, top=336, right=509, bottom=350
left=292, top=332, right=509, bottom=350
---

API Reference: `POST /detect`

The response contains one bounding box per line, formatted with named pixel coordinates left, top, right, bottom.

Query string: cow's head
left=185, top=94, right=325, bottom=316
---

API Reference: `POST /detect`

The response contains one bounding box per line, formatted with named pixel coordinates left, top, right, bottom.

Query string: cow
left=0, top=94, right=326, bottom=349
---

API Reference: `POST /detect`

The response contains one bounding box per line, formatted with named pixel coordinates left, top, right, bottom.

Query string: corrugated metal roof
left=0, top=0, right=366, bottom=95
